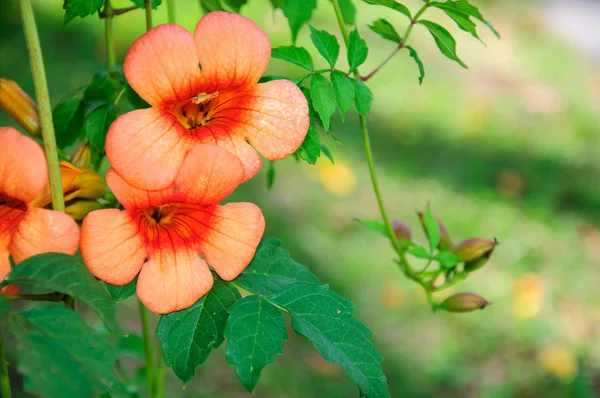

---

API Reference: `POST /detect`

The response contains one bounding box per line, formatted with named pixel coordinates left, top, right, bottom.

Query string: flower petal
left=137, top=244, right=213, bottom=314
left=0, top=236, right=18, bottom=295
left=106, top=108, right=192, bottom=190
left=193, top=12, right=270, bottom=91
left=124, top=24, right=203, bottom=107
left=9, top=207, right=79, bottom=264
left=0, top=127, right=47, bottom=203
left=196, top=203, right=265, bottom=281
left=211, top=80, right=309, bottom=161
left=81, top=209, right=147, bottom=286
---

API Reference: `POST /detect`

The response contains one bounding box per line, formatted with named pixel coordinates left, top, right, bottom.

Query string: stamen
left=169, top=91, right=220, bottom=130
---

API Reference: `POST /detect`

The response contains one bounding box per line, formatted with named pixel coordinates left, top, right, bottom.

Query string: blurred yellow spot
left=313, top=158, right=356, bottom=198
left=513, top=273, right=544, bottom=318
left=380, top=283, right=405, bottom=309
left=537, top=344, right=577, bottom=382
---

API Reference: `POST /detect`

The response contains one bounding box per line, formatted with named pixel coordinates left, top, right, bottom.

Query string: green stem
left=154, top=347, right=164, bottom=398
left=104, top=0, right=116, bottom=72
left=19, top=0, right=65, bottom=212
left=166, top=0, right=176, bottom=23
left=138, top=300, right=155, bottom=397
left=403, top=4, right=429, bottom=44
left=144, top=0, right=153, bottom=31
left=0, top=328, right=11, bottom=398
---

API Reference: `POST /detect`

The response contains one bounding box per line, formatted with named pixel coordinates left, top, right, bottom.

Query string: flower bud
left=417, top=212, right=452, bottom=250
left=65, top=199, right=103, bottom=221
left=0, top=78, right=40, bottom=136
left=70, top=143, right=91, bottom=169
left=439, top=292, right=490, bottom=313
left=453, top=238, right=497, bottom=272
left=392, top=219, right=411, bottom=241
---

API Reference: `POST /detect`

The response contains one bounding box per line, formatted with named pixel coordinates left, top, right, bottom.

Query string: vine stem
left=0, top=328, right=11, bottom=398
left=19, top=0, right=65, bottom=212
left=144, top=0, right=153, bottom=31
left=104, top=0, right=116, bottom=72
left=138, top=300, right=156, bottom=397
left=166, top=0, right=176, bottom=23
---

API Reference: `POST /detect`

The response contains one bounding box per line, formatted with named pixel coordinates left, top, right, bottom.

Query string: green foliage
left=130, top=0, right=162, bottom=9
left=117, top=334, right=145, bottom=361
left=125, top=83, right=150, bottom=109
left=347, top=29, right=369, bottom=73
left=224, top=0, right=249, bottom=12
left=86, top=104, right=116, bottom=153
left=423, top=204, right=441, bottom=253
left=3, top=253, right=120, bottom=332
left=320, top=143, right=335, bottom=163
left=234, top=238, right=320, bottom=296
left=338, top=0, right=357, bottom=25
left=330, top=70, right=355, bottom=121
left=269, top=283, right=389, bottom=398
left=11, top=304, right=118, bottom=397
left=105, top=277, right=137, bottom=301
left=350, top=79, right=373, bottom=117
left=267, top=160, right=276, bottom=189
left=369, top=18, right=401, bottom=43
left=0, top=296, right=8, bottom=319
left=309, top=26, right=340, bottom=68
left=301, top=86, right=322, bottom=127
left=156, top=277, right=241, bottom=384
left=310, top=74, right=336, bottom=131
left=433, top=250, right=462, bottom=269
left=418, top=20, right=467, bottom=68
left=200, top=0, right=225, bottom=12
left=360, top=0, right=411, bottom=20
left=62, top=0, right=104, bottom=25
left=408, top=246, right=430, bottom=259
left=224, top=295, right=287, bottom=392
left=356, top=219, right=387, bottom=235
left=53, top=99, right=84, bottom=149
left=406, top=45, right=425, bottom=85
left=271, top=46, right=314, bottom=71
left=299, top=125, right=321, bottom=165
left=430, top=1, right=499, bottom=38
left=282, top=0, right=318, bottom=43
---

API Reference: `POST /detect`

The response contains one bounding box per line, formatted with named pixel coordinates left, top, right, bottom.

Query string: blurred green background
left=2, top=0, right=600, bottom=396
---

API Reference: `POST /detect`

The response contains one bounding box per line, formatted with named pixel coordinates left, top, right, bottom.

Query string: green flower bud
left=417, top=212, right=452, bottom=250
left=439, top=292, right=490, bottom=313
left=453, top=238, right=497, bottom=272
left=392, top=219, right=411, bottom=241
left=65, top=199, right=103, bottom=221
left=70, top=143, right=91, bottom=169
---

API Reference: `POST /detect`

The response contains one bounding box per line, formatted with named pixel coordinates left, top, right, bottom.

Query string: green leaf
left=223, top=0, right=248, bottom=12
left=53, top=99, right=84, bottom=149
left=225, top=295, right=287, bottom=392
left=86, top=104, right=116, bottom=153
left=3, top=253, right=120, bottom=332
left=282, top=0, right=318, bottom=43
left=105, top=277, right=137, bottom=302
left=432, top=1, right=499, bottom=38
left=269, top=283, right=389, bottom=398
left=338, top=0, right=357, bottom=25
left=407, top=246, right=430, bottom=259
left=271, top=46, right=314, bottom=71
left=156, top=277, right=241, bottom=384
left=356, top=219, right=387, bottom=235
left=125, top=83, right=150, bottom=110
left=406, top=46, right=425, bottom=85
left=350, top=79, right=373, bottom=117
left=347, top=29, right=368, bottom=72
left=130, top=0, right=162, bottom=9
left=321, top=143, right=335, bottom=164
left=63, top=0, right=104, bottom=25
left=117, top=333, right=145, bottom=361
left=234, top=238, right=320, bottom=296
left=267, top=160, right=276, bottom=189
left=330, top=70, right=355, bottom=121
left=298, top=124, right=321, bottom=165
left=433, top=250, right=462, bottom=269
left=301, top=87, right=322, bottom=126
left=430, top=3, right=479, bottom=40
left=418, top=20, right=467, bottom=68
left=269, top=0, right=284, bottom=9
left=360, top=0, right=411, bottom=19
left=309, top=26, right=340, bottom=68
left=423, top=204, right=441, bottom=253
left=11, top=304, right=118, bottom=397
left=82, top=73, right=118, bottom=110
left=310, top=74, right=336, bottom=132
left=0, top=296, right=9, bottom=319
left=368, top=18, right=401, bottom=43
left=200, top=0, right=225, bottom=12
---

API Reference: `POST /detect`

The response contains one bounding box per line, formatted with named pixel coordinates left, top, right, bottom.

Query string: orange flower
left=106, top=11, right=309, bottom=190
left=0, top=127, right=80, bottom=294
left=80, top=145, right=265, bottom=314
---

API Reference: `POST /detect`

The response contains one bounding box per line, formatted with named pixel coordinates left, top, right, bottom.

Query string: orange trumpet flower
left=0, top=127, right=79, bottom=294
left=106, top=11, right=309, bottom=190
left=80, top=145, right=265, bottom=314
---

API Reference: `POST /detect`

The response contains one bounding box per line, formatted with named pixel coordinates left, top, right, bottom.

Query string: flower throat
left=170, top=91, right=219, bottom=130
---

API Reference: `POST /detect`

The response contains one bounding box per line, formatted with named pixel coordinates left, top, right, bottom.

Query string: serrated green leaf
left=282, top=0, right=317, bottom=43
left=200, top=0, right=225, bottom=12
left=267, top=160, right=276, bottom=189
left=310, top=74, right=336, bottom=131
left=271, top=46, right=314, bottom=71
left=130, top=0, right=162, bottom=9
left=3, top=253, right=120, bottom=332
left=269, top=283, right=389, bottom=398
left=105, top=277, right=137, bottom=301
left=301, top=87, right=322, bottom=126
left=347, top=29, right=369, bottom=72
left=321, top=143, right=335, bottom=164
left=298, top=124, right=321, bottom=165
left=360, top=0, right=411, bottom=19
left=86, top=104, right=116, bottom=153
left=11, top=304, right=118, bottom=397
left=234, top=238, right=320, bottom=296
left=432, top=1, right=499, bottom=38
left=53, top=99, right=85, bottom=149
left=356, top=219, right=387, bottom=235
left=156, top=277, right=241, bottom=384
left=330, top=70, right=355, bottom=121
left=368, top=18, right=401, bottom=43
left=223, top=0, right=247, bottom=12
left=423, top=204, right=441, bottom=253
left=408, top=246, right=430, bottom=259
left=82, top=72, right=118, bottom=112
left=431, top=3, right=480, bottom=40
left=225, top=295, right=287, bottom=392
left=419, top=20, right=467, bottom=68
left=338, top=0, right=357, bottom=24
left=433, top=250, right=462, bottom=269
left=63, top=0, right=104, bottom=25
left=406, top=46, right=425, bottom=85
left=309, top=26, right=340, bottom=68
left=125, top=83, right=150, bottom=110
left=350, top=79, right=373, bottom=117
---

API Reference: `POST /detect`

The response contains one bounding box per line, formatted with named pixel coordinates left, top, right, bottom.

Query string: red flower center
left=169, top=91, right=220, bottom=130
left=0, top=194, right=27, bottom=237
